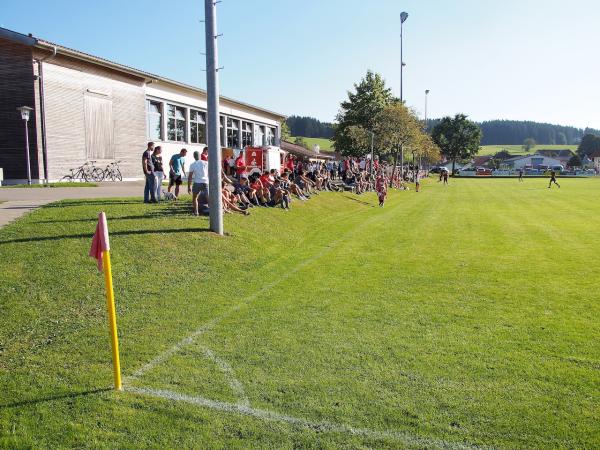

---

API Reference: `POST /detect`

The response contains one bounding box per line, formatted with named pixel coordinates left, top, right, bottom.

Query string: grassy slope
left=479, top=144, right=578, bottom=156
left=291, top=136, right=334, bottom=151
left=1, top=180, right=599, bottom=448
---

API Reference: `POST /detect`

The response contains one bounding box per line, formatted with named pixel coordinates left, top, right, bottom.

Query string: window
left=220, top=116, right=225, bottom=147
left=266, top=127, right=276, bottom=146
left=227, top=117, right=240, bottom=148
left=167, top=104, right=186, bottom=142
left=255, top=125, right=265, bottom=146
left=242, top=121, right=253, bottom=147
left=190, top=109, right=206, bottom=144
left=147, top=100, right=162, bottom=140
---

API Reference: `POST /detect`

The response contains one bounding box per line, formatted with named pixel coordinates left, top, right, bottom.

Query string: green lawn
left=1, top=179, right=599, bottom=448
left=291, top=136, right=334, bottom=151
left=478, top=144, right=578, bottom=156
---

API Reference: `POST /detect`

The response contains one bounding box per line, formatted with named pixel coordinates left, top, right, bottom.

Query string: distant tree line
left=426, top=119, right=600, bottom=145
left=286, top=116, right=334, bottom=139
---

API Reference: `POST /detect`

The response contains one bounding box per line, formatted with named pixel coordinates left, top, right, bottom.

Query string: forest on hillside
left=287, top=115, right=600, bottom=145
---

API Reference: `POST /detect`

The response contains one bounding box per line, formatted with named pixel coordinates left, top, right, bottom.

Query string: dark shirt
left=142, top=149, right=154, bottom=173
left=152, top=154, right=163, bottom=172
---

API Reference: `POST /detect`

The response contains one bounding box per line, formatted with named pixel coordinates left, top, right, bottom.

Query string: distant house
left=462, top=155, right=493, bottom=170
left=503, top=154, right=563, bottom=169
left=588, top=149, right=600, bottom=171
left=535, top=149, right=574, bottom=166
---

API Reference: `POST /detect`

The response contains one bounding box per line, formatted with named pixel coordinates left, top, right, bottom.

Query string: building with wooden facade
left=0, top=27, right=285, bottom=183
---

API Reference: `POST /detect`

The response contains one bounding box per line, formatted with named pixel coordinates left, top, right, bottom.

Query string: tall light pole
left=424, top=89, right=430, bottom=130
left=400, top=12, right=408, bottom=103
left=422, top=90, right=430, bottom=170
left=205, top=0, right=223, bottom=235
left=17, top=106, right=33, bottom=185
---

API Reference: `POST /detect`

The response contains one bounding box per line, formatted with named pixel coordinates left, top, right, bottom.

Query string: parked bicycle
left=102, top=160, right=123, bottom=182
left=60, top=161, right=104, bottom=182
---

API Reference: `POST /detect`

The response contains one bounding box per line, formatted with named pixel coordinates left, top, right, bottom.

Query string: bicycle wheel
left=60, top=175, right=74, bottom=183
left=115, top=168, right=122, bottom=182
left=91, top=168, right=105, bottom=182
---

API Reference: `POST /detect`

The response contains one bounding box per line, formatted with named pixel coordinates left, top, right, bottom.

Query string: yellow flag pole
left=102, top=249, right=122, bottom=391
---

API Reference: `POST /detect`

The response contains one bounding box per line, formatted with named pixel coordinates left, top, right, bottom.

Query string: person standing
left=548, top=169, right=561, bottom=188
left=518, top=168, right=524, bottom=182
left=376, top=173, right=387, bottom=207
left=442, top=169, right=449, bottom=185
left=152, top=146, right=165, bottom=201
left=415, top=168, right=421, bottom=193
left=235, top=151, right=247, bottom=179
left=142, top=141, right=157, bottom=203
left=168, top=148, right=188, bottom=199
left=187, top=150, right=209, bottom=216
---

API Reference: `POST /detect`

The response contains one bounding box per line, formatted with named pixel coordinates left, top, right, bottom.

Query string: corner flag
left=90, top=212, right=122, bottom=391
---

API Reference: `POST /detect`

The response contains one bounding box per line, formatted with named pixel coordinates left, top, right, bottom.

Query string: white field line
left=200, top=346, right=249, bottom=407
left=125, top=386, right=486, bottom=449
left=125, top=201, right=387, bottom=383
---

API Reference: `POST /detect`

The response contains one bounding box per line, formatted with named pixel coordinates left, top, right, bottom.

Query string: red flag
left=89, top=212, right=110, bottom=272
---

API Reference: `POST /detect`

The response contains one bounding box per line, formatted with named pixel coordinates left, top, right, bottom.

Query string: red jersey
left=235, top=155, right=246, bottom=175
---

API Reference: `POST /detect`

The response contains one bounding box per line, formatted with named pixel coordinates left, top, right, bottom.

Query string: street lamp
left=400, top=12, right=408, bottom=103
left=17, top=106, right=34, bottom=185
left=424, top=89, right=430, bottom=130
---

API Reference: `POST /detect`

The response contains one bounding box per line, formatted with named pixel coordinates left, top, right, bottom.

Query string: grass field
left=478, top=144, right=578, bottom=156
left=291, top=136, right=335, bottom=151
left=1, top=179, right=599, bottom=448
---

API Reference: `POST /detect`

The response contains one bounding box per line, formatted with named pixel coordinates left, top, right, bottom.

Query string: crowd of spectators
left=142, top=142, right=429, bottom=215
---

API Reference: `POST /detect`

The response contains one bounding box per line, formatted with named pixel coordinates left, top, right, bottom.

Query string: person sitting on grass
left=295, top=170, right=317, bottom=195
left=187, top=150, right=209, bottom=216
left=222, top=181, right=250, bottom=215
left=269, top=179, right=291, bottom=210
left=282, top=172, right=308, bottom=200
left=250, top=173, right=270, bottom=206
left=233, top=175, right=257, bottom=208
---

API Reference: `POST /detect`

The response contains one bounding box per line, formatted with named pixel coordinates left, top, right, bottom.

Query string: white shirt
left=189, top=160, right=209, bottom=184
left=359, top=159, right=367, bottom=170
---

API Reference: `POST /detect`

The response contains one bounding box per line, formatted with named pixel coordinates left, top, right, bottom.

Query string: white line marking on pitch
left=200, top=346, right=249, bottom=407
left=125, top=386, right=485, bottom=449
left=125, top=203, right=390, bottom=383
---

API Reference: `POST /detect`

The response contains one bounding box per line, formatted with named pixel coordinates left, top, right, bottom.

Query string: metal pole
left=400, top=17, right=403, bottom=103
left=370, top=131, right=374, bottom=175
left=24, top=119, right=31, bottom=185
left=205, top=0, right=223, bottom=235
left=424, top=91, right=428, bottom=130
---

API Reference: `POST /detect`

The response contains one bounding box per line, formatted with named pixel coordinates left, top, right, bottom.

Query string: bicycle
left=60, top=161, right=104, bottom=182
left=102, top=160, right=123, bottom=182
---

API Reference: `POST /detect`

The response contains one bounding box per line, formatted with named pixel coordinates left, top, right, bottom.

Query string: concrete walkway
left=0, top=181, right=144, bottom=228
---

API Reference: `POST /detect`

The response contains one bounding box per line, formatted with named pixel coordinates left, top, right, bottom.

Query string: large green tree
left=577, top=133, right=600, bottom=157
left=334, top=70, right=396, bottom=156
left=523, top=138, right=537, bottom=152
left=432, top=114, right=482, bottom=174
left=372, top=103, right=422, bottom=183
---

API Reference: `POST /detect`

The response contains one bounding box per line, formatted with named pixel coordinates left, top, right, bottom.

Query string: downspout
left=34, top=45, right=57, bottom=183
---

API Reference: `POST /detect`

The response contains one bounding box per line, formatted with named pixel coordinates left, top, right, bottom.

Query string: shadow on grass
left=0, top=226, right=212, bottom=245
left=0, top=387, right=111, bottom=409
left=42, top=200, right=145, bottom=208
left=343, top=195, right=376, bottom=207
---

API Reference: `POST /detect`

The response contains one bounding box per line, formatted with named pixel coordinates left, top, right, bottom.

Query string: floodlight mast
left=400, top=12, right=408, bottom=103
left=205, top=0, right=223, bottom=235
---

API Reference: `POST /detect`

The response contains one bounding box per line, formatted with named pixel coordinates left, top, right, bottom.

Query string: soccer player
left=415, top=169, right=421, bottom=193
left=376, top=173, right=387, bottom=207
left=548, top=169, right=561, bottom=188
left=442, top=169, right=449, bottom=185
left=518, top=168, right=524, bottom=182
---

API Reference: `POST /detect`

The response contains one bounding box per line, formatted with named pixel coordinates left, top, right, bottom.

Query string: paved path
left=0, top=182, right=144, bottom=228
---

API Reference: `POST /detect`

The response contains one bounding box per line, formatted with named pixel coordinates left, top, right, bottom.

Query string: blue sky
left=1, top=0, right=598, bottom=128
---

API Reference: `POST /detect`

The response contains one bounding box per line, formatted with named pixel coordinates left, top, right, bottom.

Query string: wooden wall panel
left=0, top=38, right=39, bottom=180
left=38, top=54, right=146, bottom=180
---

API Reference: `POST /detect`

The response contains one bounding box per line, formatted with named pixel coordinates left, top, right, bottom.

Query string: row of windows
left=147, top=100, right=277, bottom=147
